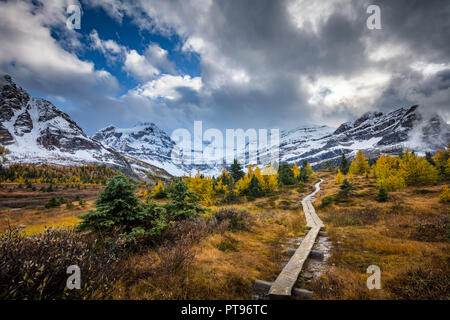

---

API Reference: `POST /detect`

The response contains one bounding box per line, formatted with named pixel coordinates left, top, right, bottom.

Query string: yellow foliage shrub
left=439, top=185, right=450, bottom=203
left=335, top=169, right=344, bottom=184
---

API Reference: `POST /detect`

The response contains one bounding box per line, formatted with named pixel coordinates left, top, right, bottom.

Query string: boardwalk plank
left=268, top=179, right=324, bottom=297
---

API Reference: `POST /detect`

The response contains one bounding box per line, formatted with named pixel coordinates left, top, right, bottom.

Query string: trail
left=268, top=179, right=324, bottom=297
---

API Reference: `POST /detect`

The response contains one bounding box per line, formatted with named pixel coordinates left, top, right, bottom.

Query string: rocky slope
left=293, top=105, right=450, bottom=167
left=0, top=74, right=133, bottom=174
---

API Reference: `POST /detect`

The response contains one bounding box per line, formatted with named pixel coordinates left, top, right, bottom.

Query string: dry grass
left=0, top=183, right=101, bottom=235
left=312, top=171, right=450, bottom=300
left=113, top=184, right=311, bottom=299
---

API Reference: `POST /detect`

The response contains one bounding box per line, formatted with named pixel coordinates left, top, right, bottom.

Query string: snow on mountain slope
left=2, top=74, right=447, bottom=178
left=92, top=123, right=187, bottom=176
left=292, top=106, right=449, bottom=166
left=93, top=105, right=449, bottom=176
left=0, top=74, right=133, bottom=173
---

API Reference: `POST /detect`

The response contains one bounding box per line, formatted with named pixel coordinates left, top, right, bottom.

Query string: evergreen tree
left=153, top=180, right=167, bottom=199
left=278, top=163, right=296, bottom=185
left=246, top=175, right=265, bottom=198
left=230, top=159, right=245, bottom=182
left=338, top=179, right=355, bottom=198
left=425, top=151, right=435, bottom=166
left=164, top=179, right=208, bottom=221
left=77, top=174, right=142, bottom=233
left=376, top=186, right=389, bottom=202
left=340, top=154, right=350, bottom=174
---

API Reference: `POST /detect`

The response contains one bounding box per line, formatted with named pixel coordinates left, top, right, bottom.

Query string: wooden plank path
left=268, top=179, right=324, bottom=298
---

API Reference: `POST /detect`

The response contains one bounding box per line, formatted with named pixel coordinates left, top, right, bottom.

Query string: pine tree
left=164, top=179, right=208, bottom=220
left=400, top=150, right=438, bottom=186
left=278, top=163, right=296, bottom=185
left=338, top=179, right=355, bottom=198
left=340, top=154, right=350, bottom=174
left=218, top=168, right=232, bottom=186
left=246, top=175, right=265, bottom=198
left=153, top=180, right=167, bottom=199
left=0, top=146, right=9, bottom=166
left=433, top=145, right=449, bottom=179
left=230, top=159, right=245, bottom=182
left=77, top=174, right=142, bottom=233
left=425, top=152, right=435, bottom=166
left=376, top=186, right=389, bottom=202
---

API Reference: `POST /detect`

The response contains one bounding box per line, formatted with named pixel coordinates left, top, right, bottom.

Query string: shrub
left=376, top=186, right=389, bottom=202
left=45, top=197, right=62, bottom=208
left=385, top=264, right=449, bottom=300
left=411, top=215, right=449, bottom=242
left=220, top=190, right=241, bottom=204
left=337, top=179, right=355, bottom=198
left=213, top=208, right=251, bottom=231
left=0, top=228, right=125, bottom=299
left=321, top=196, right=334, bottom=207
left=439, top=185, right=450, bottom=203
left=216, top=235, right=239, bottom=252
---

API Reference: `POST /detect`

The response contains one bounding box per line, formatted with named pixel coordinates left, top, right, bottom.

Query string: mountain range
left=1, top=74, right=449, bottom=180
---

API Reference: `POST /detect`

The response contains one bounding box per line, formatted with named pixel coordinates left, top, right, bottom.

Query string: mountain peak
left=0, top=76, right=132, bottom=172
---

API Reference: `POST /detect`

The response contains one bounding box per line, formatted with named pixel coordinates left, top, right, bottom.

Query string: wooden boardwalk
left=268, top=179, right=324, bottom=297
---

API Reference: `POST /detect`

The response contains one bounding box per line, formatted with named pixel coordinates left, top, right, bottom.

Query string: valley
left=0, top=74, right=448, bottom=300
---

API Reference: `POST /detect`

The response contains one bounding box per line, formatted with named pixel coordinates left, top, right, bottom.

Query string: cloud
left=127, top=74, right=202, bottom=100
left=89, top=30, right=123, bottom=60
left=2, top=0, right=449, bottom=135
left=0, top=0, right=118, bottom=100
left=89, top=30, right=176, bottom=80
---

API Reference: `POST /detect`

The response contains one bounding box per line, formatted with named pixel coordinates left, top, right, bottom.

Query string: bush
left=376, top=186, right=389, bottom=202
left=220, top=190, right=241, bottom=204
left=213, top=208, right=251, bottom=231
left=321, top=196, right=334, bottom=207
left=439, top=185, right=450, bottom=203
left=0, top=228, right=125, bottom=299
left=77, top=175, right=207, bottom=244
left=45, top=197, right=63, bottom=209
left=216, top=235, right=239, bottom=252
left=337, top=179, right=355, bottom=199
left=411, top=215, right=449, bottom=242
left=385, top=264, right=449, bottom=300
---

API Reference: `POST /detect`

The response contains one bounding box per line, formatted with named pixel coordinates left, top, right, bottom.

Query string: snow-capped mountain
left=92, top=123, right=185, bottom=176
left=2, top=74, right=448, bottom=178
left=292, top=106, right=450, bottom=167
left=0, top=74, right=133, bottom=174
left=94, top=105, right=449, bottom=176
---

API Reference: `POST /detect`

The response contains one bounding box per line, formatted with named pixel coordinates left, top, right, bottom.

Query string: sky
left=0, top=0, right=449, bottom=136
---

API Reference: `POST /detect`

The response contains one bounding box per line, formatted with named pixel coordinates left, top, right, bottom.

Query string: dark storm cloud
left=371, top=0, right=450, bottom=62
left=1, top=0, right=449, bottom=135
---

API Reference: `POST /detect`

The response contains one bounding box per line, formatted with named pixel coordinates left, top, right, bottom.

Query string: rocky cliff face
left=0, top=74, right=133, bottom=174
